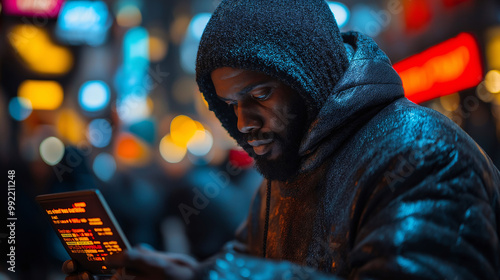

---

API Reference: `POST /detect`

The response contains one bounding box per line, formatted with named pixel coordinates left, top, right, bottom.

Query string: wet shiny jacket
left=205, top=32, right=500, bottom=280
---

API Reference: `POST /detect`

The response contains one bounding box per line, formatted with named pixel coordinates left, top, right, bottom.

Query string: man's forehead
left=211, top=67, right=246, bottom=81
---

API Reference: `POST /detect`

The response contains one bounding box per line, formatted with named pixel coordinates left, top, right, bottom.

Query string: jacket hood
left=298, top=32, right=405, bottom=172
left=196, top=0, right=404, bottom=174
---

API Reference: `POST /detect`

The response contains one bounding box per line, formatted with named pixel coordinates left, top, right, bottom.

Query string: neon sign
left=393, top=33, right=483, bottom=104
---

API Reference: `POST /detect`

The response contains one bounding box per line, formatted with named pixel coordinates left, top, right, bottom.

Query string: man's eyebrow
left=217, top=80, right=273, bottom=101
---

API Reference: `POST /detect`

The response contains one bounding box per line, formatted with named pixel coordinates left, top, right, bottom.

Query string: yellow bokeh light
left=149, top=36, right=168, bottom=62
left=193, top=121, right=205, bottom=131
left=116, top=5, right=142, bottom=27
left=56, top=109, right=86, bottom=145
left=439, top=93, right=460, bottom=112
left=170, top=15, right=190, bottom=45
left=170, top=115, right=197, bottom=146
left=8, top=25, right=73, bottom=75
left=18, top=80, right=63, bottom=110
left=159, top=134, right=187, bottom=163
left=495, top=93, right=500, bottom=105
left=486, top=27, right=500, bottom=70
left=201, top=92, right=209, bottom=108
left=485, top=70, right=500, bottom=94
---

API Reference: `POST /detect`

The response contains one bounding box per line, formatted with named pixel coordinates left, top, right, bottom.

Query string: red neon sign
left=394, top=33, right=483, bottom=104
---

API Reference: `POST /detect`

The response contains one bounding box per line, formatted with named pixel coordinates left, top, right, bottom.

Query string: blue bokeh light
left=87, top=119, right=113, bottom=148
left=79, top=80, right=111, bottom=112
left=123, top=27, right=149, bottom=73
left=92, top=153, right=116, bottom=182
left=9, top=97, right=32, bottom=121
left=181, top=13, right=211, bottom=74
left=350, top=4, right=385, bottom=37
left=328, top=2, right=350, bottom=29
left=128, top=118, right=156, bottom=144
left=56, top=1, right=111, bottom=46
left=189, top=13, right=211, bottom=39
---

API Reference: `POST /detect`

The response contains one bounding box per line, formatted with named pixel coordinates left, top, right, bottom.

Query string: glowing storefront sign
left=393, top=33, right=483, bottom=104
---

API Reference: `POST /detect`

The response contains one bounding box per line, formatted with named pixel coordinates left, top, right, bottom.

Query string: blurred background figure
left=0, top=0, right=499, bottom=279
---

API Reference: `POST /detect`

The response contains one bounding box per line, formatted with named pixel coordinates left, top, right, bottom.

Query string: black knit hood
left=196, top=0, right=404, bottom=173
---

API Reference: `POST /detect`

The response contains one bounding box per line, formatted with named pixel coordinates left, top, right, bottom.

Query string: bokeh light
left=129, top=118, right=156, bottom=144
left=188, top=13, right=211, bottom=39
left=79, top=80, right=111, bottom=112
left=56, top=1, right=111, bottom=46
left=229, top=148, right=254, bottom=168
left=169, top=15, right=190, bottom=44
left=18, top=80, right=64, bottom=110
left=8, top=24, right=73, bottom=75
left=2, top=0, right=63, bottom=17
left=149, top=35, right=168, bottom=62
left=486, top=27, right=500, bottom=70
left=116, top=3, right=142, bottom=27
left=170, top=115, right=198, bottom=146
left=327, top=2, right=350, bottom=28
left=39, top=136, right=65, bottom=166
left=350, top=4, right=385, bottom=37
left=117, top=95, right=151, bottom=123
left=87, top=119, right=113, bottom=148
left=93, top=153, right=116, bottom=181
left=187, top=129, right=213, bottom=157
left=8, top=97, right=32, bottom=121
left=123, top=27, right=149, bottom=71
left=485, top=70, right=500, bottom=94
left=115, top=133, right=150, bottom=165
left=439, top=93, right=460, bottom=112
left=56, top=109, right=86, bottom=144
left=160, top=134, right=187, bottom=163
left=403, top=0, right=432, bottom=32
left=181, top=13, right=211, bottom=74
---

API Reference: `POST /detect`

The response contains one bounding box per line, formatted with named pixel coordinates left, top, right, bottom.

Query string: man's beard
left=250, top=124, right=307, bottom=182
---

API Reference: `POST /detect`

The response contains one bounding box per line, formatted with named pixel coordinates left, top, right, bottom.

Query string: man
left=65, top=0, right=500, bottom=279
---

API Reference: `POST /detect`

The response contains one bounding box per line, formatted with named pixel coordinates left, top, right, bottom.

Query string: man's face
left=211, top=67, right=308, bottom=181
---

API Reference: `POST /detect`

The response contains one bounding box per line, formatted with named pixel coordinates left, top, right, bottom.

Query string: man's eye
left=252, top=89, right=272, bottom=101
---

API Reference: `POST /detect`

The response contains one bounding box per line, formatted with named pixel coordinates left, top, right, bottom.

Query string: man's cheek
left=270, top=113, right=291, bottom=133
left=274, top=107, right=299, bottom=133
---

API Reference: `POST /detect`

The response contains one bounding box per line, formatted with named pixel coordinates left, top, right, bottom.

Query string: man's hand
left=63, top=244, right=200, bottom=280
left=106, top=244, right=199, bottom=280
left=63, top=259, right=97, bottom=280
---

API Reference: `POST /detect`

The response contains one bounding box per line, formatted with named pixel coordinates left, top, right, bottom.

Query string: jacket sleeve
left=347, top=142, right=500, bottom=279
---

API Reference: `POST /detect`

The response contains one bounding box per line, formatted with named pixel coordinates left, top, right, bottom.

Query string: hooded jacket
left=196, top=0, right=500, bottom=279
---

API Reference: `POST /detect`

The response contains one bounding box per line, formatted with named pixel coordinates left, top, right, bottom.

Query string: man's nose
left=235, top=103, right=261, bottom=134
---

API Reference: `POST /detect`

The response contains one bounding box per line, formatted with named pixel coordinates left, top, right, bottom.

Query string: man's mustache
left=244, top=131, right=276, bottom=142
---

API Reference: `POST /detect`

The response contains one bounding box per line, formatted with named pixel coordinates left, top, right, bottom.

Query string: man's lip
left=252, top=141, right=273, bottom=156
left=247, top=139, right=273, bottom=147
